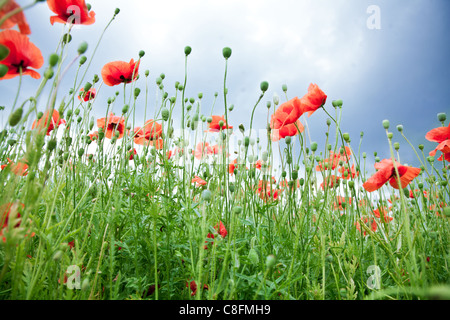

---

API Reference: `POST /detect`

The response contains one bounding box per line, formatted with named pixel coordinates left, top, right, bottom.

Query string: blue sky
left=1, top=0, right=449, bottom=170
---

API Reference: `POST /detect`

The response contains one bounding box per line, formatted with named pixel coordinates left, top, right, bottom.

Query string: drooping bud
left=222, top=47, right=232, bottom=59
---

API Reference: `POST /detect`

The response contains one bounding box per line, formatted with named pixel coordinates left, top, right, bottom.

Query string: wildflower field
left=0, top=1, right=449, bottom=302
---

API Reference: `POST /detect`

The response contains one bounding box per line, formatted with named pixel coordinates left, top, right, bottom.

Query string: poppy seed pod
left=77, top=41, right=88, bottom=55
left=44, top=68, right=54, bottom=79
left=332, top=99, right=343, bottom=108
left=0, top=44, right=9, bottom=60
left=343, top=133, right=350, bottom=142
left=222, top=47, right=232, bottom=59
left=79, top=55, right=87, bottom=65
left=49, top=53, right=59, bottom=67
left=202, top=190, right=212, bottom=201
left=266, top=255, right=276, bottom=269
left=437, top=113, right=447, bottom=122
left=0, top=65, right=8, bottom=78
left=260, top=81, right=269, bottom=92
left=8, top=107, right=23, bottom=127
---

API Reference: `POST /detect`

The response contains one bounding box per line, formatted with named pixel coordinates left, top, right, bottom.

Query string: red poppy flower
left=32, top=109, right=65, bottom=136
left=204, top=221, right=227, bottom=249
left=133, top=120, right=163, bottom=149
left=88, top=131, right=98, bottom=141
left=320, top=175, right=340, bottom=190
left=363, top=159, right=421, bottom=192
left=207, top=115, right=233, bottom=132
left=333, top=196, right=353, bottom=211
left=339, top=164, right=359, bottom=180
left=191, top=176, right=207, bottom=187
left=193, top=142, right=213, bottom=160
left=429, top=139, right=450, bottom=162
left=128, top=148, right=137, bottom=160
left=47, top=0, right=95, bottom=26
left=0, top=202, right=24, bottom=242
left=1, top=157, right=28, bottom=176
left=299, top=83, right=327, bottom=117
left=355, top=217, right=377, bottom=236
left=425, top=123, right=450, bottom=143
left=0, top=29, right=43, bottom=79
left=186, top=280, right=208, bottom=296
left=270, top=97, right=303, bottom=129
left=101, top=59, right=140, bottom=87
left=373, top=207, right=393, bottom=223
left=0, top=0, right=31, bottom=34
left=270, top=119, right=304, bottom=142
left=257, top=180, right=281, bottom=202
left=97, top=112, right=125, bottom=139
left=78, top=87, right=96, bottom=102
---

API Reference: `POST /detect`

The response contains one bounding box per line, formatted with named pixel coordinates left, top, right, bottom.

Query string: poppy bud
left=282, top=84, right=288, bottom=92
left=375, top=156, right=380, bottom=162
left=49, top=53, right=59, bottom=67
left=326, top=118, right=331, bottom=126
left=343, top=133, right=350, bottom=142
left=239, top=124, right=245, bottom=134
left=332, top=100, right=343, bottom=108
left=84, top=82, right=92, bottom=92
left=93, top=74, right=99, bottom=83
left=78, top=148, right=85, bottom=158
left=63, top=33, right=72, bottom=44
left=311, top=142, right=318, bottom=152
left=47, top=139, right=57, bottom=151
left=387, top=132, right=393, bottom=139
left=161, top=108, right=170, bottom=121
left=327, top=144, right=332, bottom=151
left=285, top=136, right=291, bottom=144
left=178, top=85, right=184, bottom=91
left=266, top=101, right=271, bottom=109
left=260, top=81, right=269, bottom=92
left=134, top=88, right=141, bottom=98
left=418, top=144, right=424, bottom=150
left=228, top=104, right=234, bottom=112
left=360, top=131, right=364, bottom=138
left=397, top=125, right=403, bottom=132
left=79, top=56, right=87, bottom=65
left=184, top=46, right=192, bottom=56
left=382, top=119, right=390, bottom=129
left=292, top=171, right=298, bottom=180
left=122, top=104, right=129, bottom=114
left=262, top=151, right=268, bottom=162
left=86, top=3, right=91, bottom=11
left=394, top=142, right=400, bottom=150
left=0, top=44, right=9, bottom=60
left=202, top=190, right=212, bottom=201
left=8, top=107, right=23, bottom=127
left=266, top=254, right=276, bottom=269
left=198, top=92, right=203, bottom=99
left=115, top=8, right=120, bottom=15
left=437, top=113, right=447, bottom=122
left=0, top=65, right=8, bottom=78
left=233, top=206, right=243, bottom=214
left=139, top=50, right=145, bottom=58
left=222, top=47, right=232, bottom=59
left=78, top=41, right=88, bottom=55
left=44, top=68, right=54, bottom=79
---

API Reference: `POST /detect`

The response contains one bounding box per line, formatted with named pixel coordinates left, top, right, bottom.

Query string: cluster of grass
left=0, top=6, right=449, bottom=301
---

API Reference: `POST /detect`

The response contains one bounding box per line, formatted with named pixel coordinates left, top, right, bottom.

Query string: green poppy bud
left=8, top=107, right=23, bottom=127
left=397, top=125, right=403, bottom=132
left=47, top=139, right=57, bottom=151
left=394, top=142, right=400, bottom=150
left=222, top=47, right=232, bottom=59
left=202, top=190, right=212, bottom=201
left=260, top=81, right=269, bottom=92
left=248, top=248, right=259, bottom=265
left=134, top=88, right=141, bottom=98
left=343, top=133, right=350, bottom=142
left=311, top=142, right=318, bottom=152
left=161, top=108, right=169, bottom=121
left=139, top=50, right=145, bottom=58
left=77, top=41, right=88, bottom=55
left=122, top=104, right=129, bottom=114
left=332, top=99, right=343, bottom=108
left=49, top=53, right=59, bottom=67
left=282, top=84, right=288, bottom=92
left=387, top=132, right=393, bottom=139
left=79, top=55, right=87, bottom=65
left=0, top=44, right=10, bottom=61
left=382, top=119, right=390, bottom=129
left=115, top=8, right=120, bottom=15
left=63, top=33, right=72, bottom=44
left=0, top=64, right=8, bottom=78
left=437, top=113, right=446, bottom=122
left=44, top=68, right=54, bottom=79
left=285, top=136, right=291, bottom=144
left=266, top=254, right=276, bottom=269
left=78, top=148, right=85, bottom=158
left=184, top=46, right=192, bottom=56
